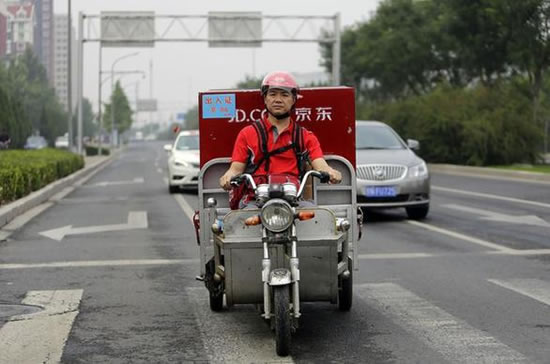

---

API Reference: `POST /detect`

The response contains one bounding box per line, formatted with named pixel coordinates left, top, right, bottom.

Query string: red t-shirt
left=231, top=115, right=323, bottom=177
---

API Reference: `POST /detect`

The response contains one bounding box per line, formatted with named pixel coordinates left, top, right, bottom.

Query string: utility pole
left=332, top=12, right=341, bottom=85
left=97, top=45, right=103, bottom=156
left=76, top=11, right=84, bottom=155
left=67, top=0, right=72, bottom=151
left=149, top=59, right=153, bottom=126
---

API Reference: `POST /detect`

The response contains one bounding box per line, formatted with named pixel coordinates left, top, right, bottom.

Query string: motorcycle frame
left=198, top=155, right=358, bottom=309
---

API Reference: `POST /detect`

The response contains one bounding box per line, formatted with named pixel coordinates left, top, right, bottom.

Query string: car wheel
left=406, top=204, right=429, bottom=220
left=168, top=184, right=179, bottom=194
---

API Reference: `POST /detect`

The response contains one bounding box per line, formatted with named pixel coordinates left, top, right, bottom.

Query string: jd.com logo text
left=228, top=107, right=333, bottom=123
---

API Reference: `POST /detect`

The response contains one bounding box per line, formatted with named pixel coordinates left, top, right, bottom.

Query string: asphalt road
left=0, top=141, right=549, bottom=363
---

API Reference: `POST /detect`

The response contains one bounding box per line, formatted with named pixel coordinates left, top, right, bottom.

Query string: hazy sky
left=55, top=0, right=382, bottom=124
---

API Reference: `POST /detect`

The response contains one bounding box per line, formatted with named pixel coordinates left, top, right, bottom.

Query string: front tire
left=406, top=204, right=429, bottom=220
left=168, top=184, right=179, bottom=194
left=338, top=257, right=353, bottom=311
left=273, top=286, right=291, bottom=356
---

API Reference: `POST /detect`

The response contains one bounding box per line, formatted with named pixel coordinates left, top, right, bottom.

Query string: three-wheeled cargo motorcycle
left=194, top=87, right=360, bottom=356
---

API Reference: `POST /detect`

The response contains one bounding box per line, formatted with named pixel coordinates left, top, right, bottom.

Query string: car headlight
left=408, top=161, right=428, bottom=178
left=174, top=160, right=189, bottom=167
left=260, top=199, right=294, bottom=232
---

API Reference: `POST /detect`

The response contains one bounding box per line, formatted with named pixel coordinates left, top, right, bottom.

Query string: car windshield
left=356, top=124, right=404, bottom=150
left=175, top=135, right=199, bottom=151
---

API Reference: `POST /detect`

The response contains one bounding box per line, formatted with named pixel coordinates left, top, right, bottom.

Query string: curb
left=0, top=154, right=114, bottom=229
left=429, top=164, right=550, bottom=183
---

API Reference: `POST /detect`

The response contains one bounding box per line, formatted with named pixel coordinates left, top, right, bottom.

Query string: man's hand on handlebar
left=310, top=158, right=342, bottom=184
left=327, top=167, right=342, bottom=184
left=219, top=172, right=234, bottom=191
left=220, top=161, right=247, bottom=191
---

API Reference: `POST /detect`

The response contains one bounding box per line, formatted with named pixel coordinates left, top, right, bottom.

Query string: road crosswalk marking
left=186, top=287, right=295, bottom=364
left=0, top=289, right=83, bottom=364
left=488, top=279, right=550, bottom=307
left=356, top=283, right=529, bottom=363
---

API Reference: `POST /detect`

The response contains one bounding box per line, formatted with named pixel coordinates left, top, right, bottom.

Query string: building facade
left=5, top=2, right=34, bottom=59
left=32, top=0, right=53, bottom=83
left=0, top=1, right=7, bottom=58
left=54, top=14, right=76, bottom=112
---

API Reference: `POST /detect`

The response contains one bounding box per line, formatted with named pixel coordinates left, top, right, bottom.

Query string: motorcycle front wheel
left=273, top=285, right=291, bottom=356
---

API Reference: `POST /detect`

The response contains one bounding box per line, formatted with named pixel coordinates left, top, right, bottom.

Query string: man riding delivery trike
left=195, top=71, right=361, bottom=356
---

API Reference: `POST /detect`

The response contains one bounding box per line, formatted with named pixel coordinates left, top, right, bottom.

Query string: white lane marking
left=490, top=249, right=550, bottom=256
left=39, top=211, right=148, bottom=241
left=432, top=171, right=550, bottom=185
left=2, top=248, right=550, bottom=270
left=86, top=177, right=144, bottom=187
left=0, top=289, right=83, bottom=364
left=74, top=158, right=114, bottom=188
left=173, top=194, right=196, bottom=221
left=488, top=279, right=550, bottom=307
left=0, top=259, right=199, bottom=270
left=443, top=204, right=550, bottom=228
left=407, top=220, right=515, bottom=252
left=359, top=253, right=434, bottom=259
left=186, top=287, right=295, bottom=364
left=357, top=283, right=528, bottom=363
left=433, top=185, right=550, bottom=209
left=363, top=249, right=550, bottom=259
left=57, top=196, right=130, bottom=204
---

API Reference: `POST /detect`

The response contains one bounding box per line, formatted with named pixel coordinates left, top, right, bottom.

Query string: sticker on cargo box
left=202, top=93, right=236, bottom=119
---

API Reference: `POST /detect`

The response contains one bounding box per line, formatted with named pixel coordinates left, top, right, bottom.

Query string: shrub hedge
left=0, top=148, right=84, bottom=205
left=85, top=145, right=110, bottom=156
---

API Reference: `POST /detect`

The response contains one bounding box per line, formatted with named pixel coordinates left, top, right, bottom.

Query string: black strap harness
left=246, top=120, right=311, bottom=179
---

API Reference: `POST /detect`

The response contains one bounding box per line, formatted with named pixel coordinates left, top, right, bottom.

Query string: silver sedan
left=355, top=120, right=430, bottom=219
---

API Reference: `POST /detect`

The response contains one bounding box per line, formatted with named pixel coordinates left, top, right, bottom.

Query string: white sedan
left=164, top=130, right=200, bottom=193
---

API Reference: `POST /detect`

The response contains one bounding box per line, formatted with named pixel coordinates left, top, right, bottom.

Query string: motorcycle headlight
left=408, top=161, right=428, bottom=178
left=260, top=199, right=293, bottom=232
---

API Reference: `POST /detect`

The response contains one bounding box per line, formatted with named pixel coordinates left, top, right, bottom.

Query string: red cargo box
left=199, top=87, right=355, bottom=168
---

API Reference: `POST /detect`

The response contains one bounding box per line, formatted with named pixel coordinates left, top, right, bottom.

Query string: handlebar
left=231, top=170, right=329, bottom=198
left=230, top=174, right=257, bottom=190
left=296, top=170, right=329, bottom=198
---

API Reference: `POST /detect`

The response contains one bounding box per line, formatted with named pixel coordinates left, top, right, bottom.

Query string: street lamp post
left=110, top=52, right=139, bottom=147
left=67, top=0, right=72, bottom=151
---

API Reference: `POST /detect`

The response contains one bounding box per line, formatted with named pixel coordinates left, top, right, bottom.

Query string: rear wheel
left=209, top=288, right=223, bottom=311
left=205, top=260, right=223, bottom=311
left=338, top=257, right=353, bottom=311
left=273, top=286, right=291, bottom=356
left=406, top=204, right=429, bottom=220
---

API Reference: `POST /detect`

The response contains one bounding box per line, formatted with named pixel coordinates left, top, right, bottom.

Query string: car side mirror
left=163, top=144, right=173, bottom=152
left=407, top=139, right=420, bottom=150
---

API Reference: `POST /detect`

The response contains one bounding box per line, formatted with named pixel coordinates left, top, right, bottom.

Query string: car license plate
left=365, top=186, right=397, bottom=197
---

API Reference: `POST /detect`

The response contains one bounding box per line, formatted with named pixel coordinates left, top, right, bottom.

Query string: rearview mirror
left=407, top=139, right=420, bottom=150
left=163, top=144, right=172, bottom=152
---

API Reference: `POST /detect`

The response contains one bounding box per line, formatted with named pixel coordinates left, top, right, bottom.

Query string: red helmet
left=261, top=71, right=299, bottom=96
